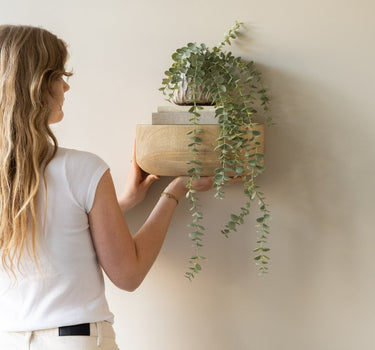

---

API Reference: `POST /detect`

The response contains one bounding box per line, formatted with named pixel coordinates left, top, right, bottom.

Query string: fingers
left=129, top=139, right=144, bottom=179
left=186, top=175, right=242, bottom=192
left=143, top=174, right=160, bottom=188
left=132, top=139, right=137, bottom=163
left=201, top=176, right=214, bottom=188
left=201, top=177, right=214, bottom=191
left=190, top=176, right=214, bottom=192
left=227, top=176, right=243, bottom=184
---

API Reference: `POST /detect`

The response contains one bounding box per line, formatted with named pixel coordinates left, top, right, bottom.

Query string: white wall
left=1, top=0, right=374, bottom=349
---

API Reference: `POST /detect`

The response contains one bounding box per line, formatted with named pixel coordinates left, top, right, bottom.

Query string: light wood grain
left=136, top=124, right=264, bottom=176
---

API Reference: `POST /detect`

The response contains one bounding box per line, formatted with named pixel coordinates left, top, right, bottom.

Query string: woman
left=0, top=25, right=213, bottom=349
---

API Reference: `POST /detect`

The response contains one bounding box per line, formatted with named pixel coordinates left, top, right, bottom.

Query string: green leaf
left=189, top=136, right=202, bottom=143
left=213, top=174, right=224, bottom=183
left=215, top=107, right=224, bottom=115
left=186, top=160, right=202, bottom=165
left=235, top=166, right=244, bottom=174
left=194, top=263, right=202, bottom=271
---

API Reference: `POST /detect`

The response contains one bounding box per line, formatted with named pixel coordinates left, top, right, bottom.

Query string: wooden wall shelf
left=136, top=124, right=264, bottom=176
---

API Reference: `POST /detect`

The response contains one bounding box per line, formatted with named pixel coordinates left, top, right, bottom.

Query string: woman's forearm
left=131, top=178, right=188, bottom=283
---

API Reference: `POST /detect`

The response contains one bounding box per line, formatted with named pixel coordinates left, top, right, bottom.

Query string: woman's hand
left=178, top=176, right=214, bottom=192
left=118, top=140, right=160, bottom=212
left=163, top=174, right=242, bottom=202
left=162, top=176, right=214, bottom=201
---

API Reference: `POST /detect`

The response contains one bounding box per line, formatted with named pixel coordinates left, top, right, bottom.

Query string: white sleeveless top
left=0, top=147, right=114, bottom=331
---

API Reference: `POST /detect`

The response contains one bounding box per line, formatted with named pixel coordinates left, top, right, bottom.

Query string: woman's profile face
left=47, top=76, right=70, bottom=124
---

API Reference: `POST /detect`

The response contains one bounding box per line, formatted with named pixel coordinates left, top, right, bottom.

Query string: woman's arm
left=88, top=169, right=213, bottom=292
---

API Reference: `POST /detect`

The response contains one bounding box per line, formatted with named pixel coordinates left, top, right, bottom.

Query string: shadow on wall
left=261, top=63, right=367, bottom=287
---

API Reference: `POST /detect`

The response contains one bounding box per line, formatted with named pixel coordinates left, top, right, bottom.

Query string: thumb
left=143, top=174, right=160, bottom=188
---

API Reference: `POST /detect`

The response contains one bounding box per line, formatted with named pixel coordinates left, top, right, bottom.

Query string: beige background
left=1, top=0, right=374, bottom=349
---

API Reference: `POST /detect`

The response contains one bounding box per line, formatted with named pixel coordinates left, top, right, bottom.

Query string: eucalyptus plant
left=160, top=21, right=272, bottom=280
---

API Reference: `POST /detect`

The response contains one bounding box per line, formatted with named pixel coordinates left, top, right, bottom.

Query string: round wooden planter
left=136, top=124, right=264, bottom=176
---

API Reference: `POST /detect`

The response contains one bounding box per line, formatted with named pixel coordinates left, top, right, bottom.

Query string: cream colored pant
left=0, top=321, right=119, bottom=350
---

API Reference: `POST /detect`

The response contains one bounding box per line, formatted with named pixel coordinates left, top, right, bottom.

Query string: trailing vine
left=160, top=21, right=272, bottom=279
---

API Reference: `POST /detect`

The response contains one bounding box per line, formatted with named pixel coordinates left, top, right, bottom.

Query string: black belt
left=58, top=323, right=90, bottom=336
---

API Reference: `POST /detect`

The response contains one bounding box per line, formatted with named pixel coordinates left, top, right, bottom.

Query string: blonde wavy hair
left=0, top=25, right=72, bottom=274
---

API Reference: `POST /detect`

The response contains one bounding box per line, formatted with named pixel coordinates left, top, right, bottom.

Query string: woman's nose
left=64, top=81, right=70, bottom=92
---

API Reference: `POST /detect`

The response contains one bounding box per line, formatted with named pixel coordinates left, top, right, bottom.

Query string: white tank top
left=0, top=147, right=114, bottom=331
